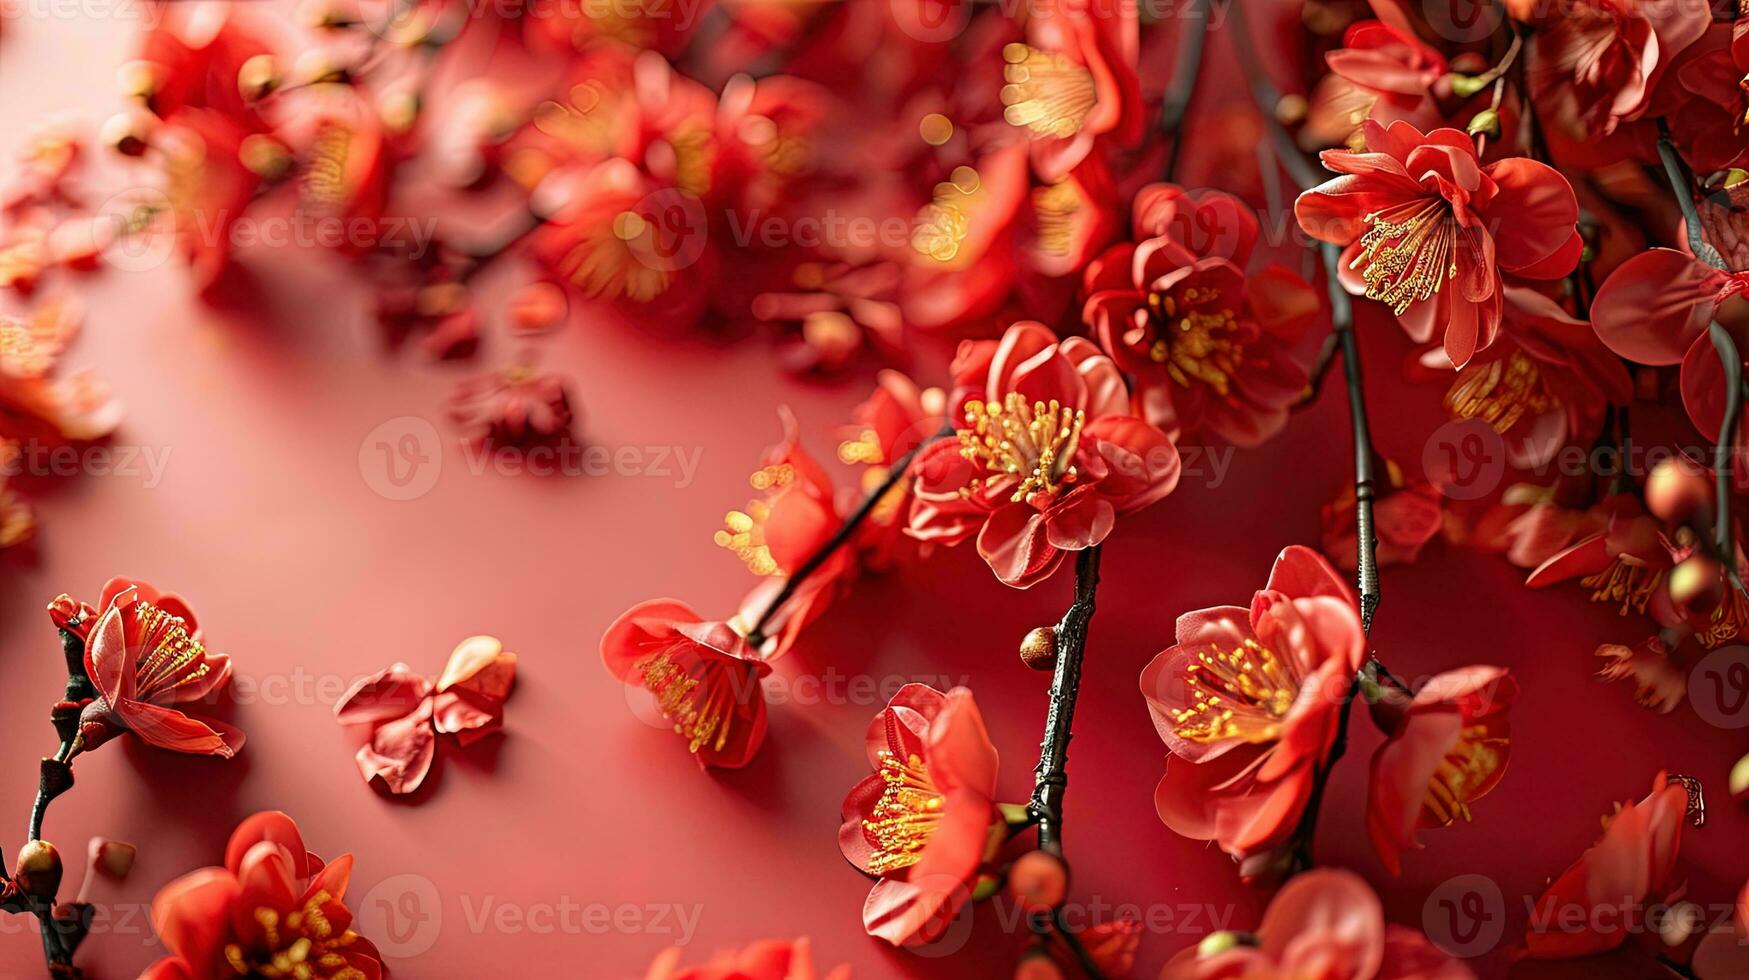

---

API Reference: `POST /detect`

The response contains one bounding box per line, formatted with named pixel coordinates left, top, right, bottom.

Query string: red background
left=2, top=11, right=1747, bottom=980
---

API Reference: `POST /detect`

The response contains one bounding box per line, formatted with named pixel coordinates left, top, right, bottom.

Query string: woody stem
left=1656, top=121, right=1746, bottom=591
left=1229, top=1, right=1383, bottom=874
left=1159, top=0, right=1209, bottom=182
left=744, top=424, right=951, bottom=648
left=1028, top=545, right=1101, bottom=857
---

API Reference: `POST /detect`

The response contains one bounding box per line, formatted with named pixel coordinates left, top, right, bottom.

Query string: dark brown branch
left=1159, top=0, right=1209, bottom=182
left=1028, top=545, right=1101, bottom=857
left=745, top=424, right=951, bottom=648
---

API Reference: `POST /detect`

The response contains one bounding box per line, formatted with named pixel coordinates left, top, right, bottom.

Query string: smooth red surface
left=2, top=15, right=1748, bottom=980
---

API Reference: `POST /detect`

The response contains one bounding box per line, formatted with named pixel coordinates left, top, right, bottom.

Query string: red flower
left=1517, top=0, right=1710, bottom=138
left=1295, top=120, right=1582, bottom=367
left=448, top=362, right=575, bottom=449
left=1141, top=546, right=1366, bottom=862
left=1082, top=184, right=1318, bottom=446
left=273, top=84, right=392, bottom=259
left=53, top=578, right=243, bottom=758
left=1318, top=4, right=1450, bottom=142
left=140, top=811, right=385, bottom=980
left=721, top=409, right=856, bottom=656
left=1163, top=868, right=1471, bottom=979
left=1438, top=285, right=1632, bottom=469
left=601, top=599, right=770, bottom=769
left=751, top=262, right=904, bottom=376
left=1365, top=666, right=1517, bottom=875
left=839, top=684, right=1000, bottom=948
left=1665, top=21, right=1749, bottom=173
left=1525, top=772, right=1691, bottom=959
left=835, top=370, right=948, bottom=570
left=644, top=936, right=850, bottom=980
left=1472, top=483, right=1622, bottom=570
left=998, top=0, right=1141, bottom=181
left=1321, top=460, right=1444, bottom=572
left=908, top=321, right=1179, bottom=588
left=1590, top=248, right=1749, bottom=446
left=334, top=636, right=518, bottom=795
left=1526, top=501, right=1681, bottom=627
left=529, top=158, right=717, bottom=325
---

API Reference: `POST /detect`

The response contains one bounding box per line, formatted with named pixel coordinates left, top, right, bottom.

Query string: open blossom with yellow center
left=1168, top=638, right=1301, bottom=745
left=1446, top=350, right=1557, bottom=434
left=1365, top=665, right=1516, bottom=875
left=1000, top=43, right=1097, bottom=139
left=839, top=685, right=1000, bottom=947
left=862, top=749, right=946, bottom=875
left=225, top=889, right=370, bottom=980
left=141, top=812, right=387, bottom=980
left=956, top=393, right=1085, bottom=503
left=1084, top=183, right=1318, bottom=447
left=1143, top=547, right=1366, bottom=861
left=909, top=322, right=1179, bottom=587
left=1351, top=197, right=1463, bottom=316
left=602, top=599, right=772, bottom=769
left=1296, top=119, right=1582, bottom=369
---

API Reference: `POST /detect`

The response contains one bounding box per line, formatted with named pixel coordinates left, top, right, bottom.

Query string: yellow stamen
left=1352, top=198, right=1462, bottom=315
left=1446, top=351, right=1555, bottom=433
left=957, top=393, right=1085, bottom=502
left=1000, top=43, right=1097, bottom=139
left=1170, top=638, right=1300, bottom=744
left=863, top=750, right=945, bottom=875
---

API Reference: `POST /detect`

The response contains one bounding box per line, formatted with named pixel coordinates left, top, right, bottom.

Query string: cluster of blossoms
left=0, top=126, right=126, bottom=557
left=9, top=0, right=1749, bottom=976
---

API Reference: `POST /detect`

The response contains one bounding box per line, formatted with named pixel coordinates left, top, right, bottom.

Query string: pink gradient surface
left=1, top=13, right=1747, bottom=980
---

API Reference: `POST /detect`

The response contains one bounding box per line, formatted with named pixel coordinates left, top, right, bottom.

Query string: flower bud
left=1197, top=930, right=1258, bottom=958
left=1008, top=850, right=1068, bottom=912
left=1669, top=555, right=1725, bottom=609
left=100, top=112, right=152, bottom=158
left=1730, top=752, right=1749, bottom=801
left=1019, top=626, right=1056, bottom=671
left=1466, top=109, right=1500, bottom=138
left=1014, top=952, right=1065, bottom=980
left=509, top=282, right=569, bottom=334
left=87, top=839, right=135, bottom=882
left=238, top=54, right=281, bottom=103
left=117, top=60, right=164, bottom=109
left=15, top=841, right=62, bottom=899
left=240, top=134, right=293, bottom=181
left=1647, top=457, right=1713, bottom=524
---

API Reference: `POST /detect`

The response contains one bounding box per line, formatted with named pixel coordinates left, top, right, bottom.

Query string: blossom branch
left=1027, top=545, right=1101, bottom=857
left=744, top=424, right=950, bottom=648
left=1655, top=120, right=1746, bottom=591
left=1159, top=0, right=1209, bottom=182
left=1227, top=0, right=1381, bottom=626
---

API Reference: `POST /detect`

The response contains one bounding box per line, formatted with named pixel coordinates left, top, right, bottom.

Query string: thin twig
left=1159, top=0, right=1209, bottom=182
left=1028, top=545, right=1102, bottom=857
left=745, top=424, right=951, bottom=647
left=1655, top=120, right=1746, bottom=594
